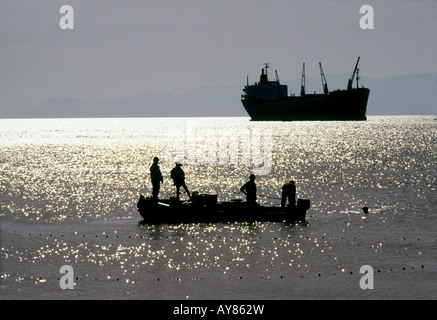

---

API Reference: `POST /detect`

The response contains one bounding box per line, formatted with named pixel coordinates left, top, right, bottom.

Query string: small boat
left=137, top=194, right=310, bottom=224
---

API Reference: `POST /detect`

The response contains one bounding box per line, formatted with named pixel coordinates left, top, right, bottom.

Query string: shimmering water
left=1, top=116, right=436, bottom=299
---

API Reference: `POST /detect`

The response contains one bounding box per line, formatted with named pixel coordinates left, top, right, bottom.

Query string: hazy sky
left=1, top=0, right=436, bottom=107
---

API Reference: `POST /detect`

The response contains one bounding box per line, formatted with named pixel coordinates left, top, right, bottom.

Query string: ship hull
left=137, top=196, right=309, bottom=224
left=242, top=88, right=370, bottom=121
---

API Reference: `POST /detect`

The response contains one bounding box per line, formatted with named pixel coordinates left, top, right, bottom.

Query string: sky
left=1, top=0, right=436, bottom=112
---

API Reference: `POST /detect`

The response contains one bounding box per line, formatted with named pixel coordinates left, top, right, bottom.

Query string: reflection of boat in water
left=241, top=57, right=370, bottom=121
left=137, top=194, right=310, bottom=224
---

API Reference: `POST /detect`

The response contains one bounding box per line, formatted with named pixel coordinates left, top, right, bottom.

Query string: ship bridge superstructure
left=242, top=63, right=288, bottom=101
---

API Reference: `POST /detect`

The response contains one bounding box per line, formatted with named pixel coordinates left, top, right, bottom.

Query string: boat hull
left=137, top=196, right=309, bottom=224
left=242, top=88, right=370, bottom=121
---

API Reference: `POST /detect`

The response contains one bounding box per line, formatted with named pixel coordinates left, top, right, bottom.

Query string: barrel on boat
left=297, top=198, right=310, bottom=210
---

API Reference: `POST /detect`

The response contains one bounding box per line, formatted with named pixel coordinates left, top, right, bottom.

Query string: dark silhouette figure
left=150, top=157, right=163, bottom=202
left=281, top=180, right=296, bottom=208
left=240, top=174, right=257, bottom=206
left=170, top=163, right=191, bottom=201
left=362, top=207, right=369, bottom=214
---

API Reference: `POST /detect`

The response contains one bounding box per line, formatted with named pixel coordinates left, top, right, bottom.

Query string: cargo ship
left=241, top=57, right=370, bottom=121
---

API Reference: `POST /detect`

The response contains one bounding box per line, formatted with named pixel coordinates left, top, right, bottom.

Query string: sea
left=0, top=116, right=436, bottom=300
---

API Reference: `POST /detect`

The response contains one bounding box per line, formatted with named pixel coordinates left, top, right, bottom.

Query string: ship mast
left=259, top=63, right=269, bottom=83
left=264, top=63, right=270, bottom=78
left=319, top=62, right=329, bottom=94
left=300, top=63, right=306, bottom=96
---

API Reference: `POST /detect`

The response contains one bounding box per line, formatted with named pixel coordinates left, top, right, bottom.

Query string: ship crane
left=356, top=68, right=361, bottom=88
left=300, top=63, right=306, bottom=96
left=348, top=57, right=361, bottom=90
left=319, top=62, right=329, bottom=94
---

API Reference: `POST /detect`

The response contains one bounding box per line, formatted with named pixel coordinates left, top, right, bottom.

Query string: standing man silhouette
left=240, top=174, right=257, bottom=206
left=281, top=180, right=296, bottom=208
left=150, top=157, right=163, bottom=202
left=170, top=163, right=191, bottom=201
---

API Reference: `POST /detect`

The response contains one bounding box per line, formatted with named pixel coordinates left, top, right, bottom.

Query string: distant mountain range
left=1, top=73, right=436, bottom=118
